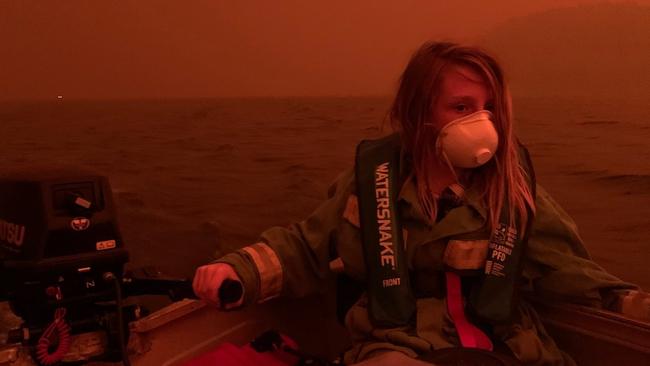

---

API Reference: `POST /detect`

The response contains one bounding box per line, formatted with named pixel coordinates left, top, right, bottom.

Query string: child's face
left=431, top=63, right=494, bottom=131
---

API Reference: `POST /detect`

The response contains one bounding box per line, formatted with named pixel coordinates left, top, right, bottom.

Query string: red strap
left=445, top=272, right=493, bottom=350
left=183, top=342, right=299, bottom=366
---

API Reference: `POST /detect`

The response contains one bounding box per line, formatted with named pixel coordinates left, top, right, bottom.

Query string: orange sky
left=1, top=0, right=648, bottom=100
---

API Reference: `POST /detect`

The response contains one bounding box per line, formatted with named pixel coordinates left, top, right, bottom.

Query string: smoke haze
left=2, top=0, right=649, bottom=100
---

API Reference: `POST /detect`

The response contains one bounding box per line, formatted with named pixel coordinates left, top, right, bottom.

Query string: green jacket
left=217, top=141, right=637, bottom=365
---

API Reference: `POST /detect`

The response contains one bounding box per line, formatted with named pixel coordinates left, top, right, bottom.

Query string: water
left=0, top=96, right=648, bottom=291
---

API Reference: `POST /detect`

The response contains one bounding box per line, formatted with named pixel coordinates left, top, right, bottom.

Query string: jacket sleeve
left=523, top=184, right=639, bottom=309
left=215, top=168, right=355, bottom=306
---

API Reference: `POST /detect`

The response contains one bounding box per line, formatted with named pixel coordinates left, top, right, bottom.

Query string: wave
left=563, top=169, right=608, bottom=177
left=114, top=191, right=146, bottom=208
left=594, top=174, right=650, bottom=193
left=527, top=142, right=567, bottom=148
left=282, top=164, right=310, bottom=174
left=578, top=120, right=620, bottom=125
left=252, top=156, right=287, bottom=163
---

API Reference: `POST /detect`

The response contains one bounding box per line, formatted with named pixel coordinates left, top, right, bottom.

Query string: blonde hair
left=389, top=41, right=536, bottom=234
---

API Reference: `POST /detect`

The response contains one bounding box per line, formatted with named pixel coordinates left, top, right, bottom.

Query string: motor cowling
left=0, top=169, right=128, bottom=325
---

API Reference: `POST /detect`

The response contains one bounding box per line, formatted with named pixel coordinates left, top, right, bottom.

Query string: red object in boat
left=182, top=333, right=300, bottom=366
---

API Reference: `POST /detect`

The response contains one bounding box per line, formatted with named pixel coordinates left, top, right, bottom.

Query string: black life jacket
left=354, top=133, right=536, bottom=327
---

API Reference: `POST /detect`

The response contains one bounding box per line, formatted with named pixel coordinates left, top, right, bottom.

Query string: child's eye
left=454, top=104, right=467, bottom=112
left=485, top=103, right=494, bottom=111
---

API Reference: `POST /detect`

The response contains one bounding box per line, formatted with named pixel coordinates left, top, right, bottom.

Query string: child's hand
left=193, top=263, right=244, bottom=310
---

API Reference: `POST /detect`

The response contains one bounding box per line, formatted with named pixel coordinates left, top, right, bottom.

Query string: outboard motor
left=0, top=170, right=128, bottom=319
left=0, top=170, right=131, bottom=364
left=0, top=170, right=242, bottom=365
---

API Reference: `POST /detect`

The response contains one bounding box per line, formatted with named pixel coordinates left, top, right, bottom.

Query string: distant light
left=57, top=95, right=63, bottom=99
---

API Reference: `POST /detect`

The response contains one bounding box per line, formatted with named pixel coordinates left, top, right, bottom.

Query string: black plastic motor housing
left=0, top=169, right=128, bottom=325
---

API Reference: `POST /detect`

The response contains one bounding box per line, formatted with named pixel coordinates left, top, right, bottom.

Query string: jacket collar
left=396, top=158, right=488, bottom=242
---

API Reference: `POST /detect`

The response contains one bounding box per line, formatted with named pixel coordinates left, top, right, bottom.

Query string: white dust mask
left=435, top=110, right=499, bottom=168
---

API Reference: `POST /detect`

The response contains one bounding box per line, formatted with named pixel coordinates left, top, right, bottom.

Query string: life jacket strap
left=445, top=272, right=493, bottom=350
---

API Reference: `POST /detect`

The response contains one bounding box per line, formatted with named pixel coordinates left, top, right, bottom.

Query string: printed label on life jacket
left=382, top=277, right=401, bottom=288
left=355, top=135, right=416, bottom=327
left=375, top=162, right=396, bottom=270
left=485, top=223, right=517, bottom=277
